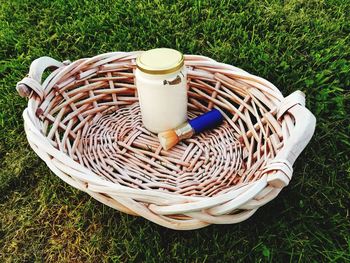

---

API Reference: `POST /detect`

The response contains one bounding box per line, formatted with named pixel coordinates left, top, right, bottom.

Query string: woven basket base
left=79, top=102, right=253, bottom=197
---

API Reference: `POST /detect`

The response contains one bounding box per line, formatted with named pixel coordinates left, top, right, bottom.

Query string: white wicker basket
left=16, top=53, right=316, bottom=230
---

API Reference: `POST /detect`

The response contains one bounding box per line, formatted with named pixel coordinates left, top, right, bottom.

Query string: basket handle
left=16, top=56, right=70, bottom=99
left=267, top=91, right=316, bottom=187
left=277, top=91, right=316, bottom=164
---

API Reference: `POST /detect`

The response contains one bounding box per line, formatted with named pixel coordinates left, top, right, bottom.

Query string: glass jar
left=135, top=48, right=188, bottom=133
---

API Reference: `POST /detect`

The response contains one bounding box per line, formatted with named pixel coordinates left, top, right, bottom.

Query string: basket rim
left=22, top=51, right=316, bottom=194
left=18, top=52, right=316, bottom=229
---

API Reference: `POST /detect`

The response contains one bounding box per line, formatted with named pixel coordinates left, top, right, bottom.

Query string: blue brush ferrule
left=188, top=109, right=224, bottom=134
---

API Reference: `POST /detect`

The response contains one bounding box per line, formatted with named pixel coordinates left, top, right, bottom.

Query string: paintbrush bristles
left=158, top=130, right=179, bottom=150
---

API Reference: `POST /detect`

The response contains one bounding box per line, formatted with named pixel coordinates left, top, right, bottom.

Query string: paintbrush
left=158, top=109, right=224, bottom=150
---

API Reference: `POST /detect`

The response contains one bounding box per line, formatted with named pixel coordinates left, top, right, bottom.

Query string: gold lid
left=136, top=48, right=184, bottom=75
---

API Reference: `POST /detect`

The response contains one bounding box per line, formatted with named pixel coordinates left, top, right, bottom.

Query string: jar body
left=135, top=67, right=188, bottom=133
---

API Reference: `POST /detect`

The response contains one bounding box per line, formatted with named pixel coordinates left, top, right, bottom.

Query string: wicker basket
left=16, top=52, right=315, bottom=230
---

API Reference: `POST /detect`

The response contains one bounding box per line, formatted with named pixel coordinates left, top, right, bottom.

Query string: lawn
left=0, top=0, right=349, bottom=262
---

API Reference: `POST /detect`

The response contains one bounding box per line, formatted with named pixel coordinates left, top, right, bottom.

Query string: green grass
left=0, top=0, right=349, bottom=261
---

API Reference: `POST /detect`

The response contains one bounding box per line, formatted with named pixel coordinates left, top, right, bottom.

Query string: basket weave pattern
left=17, top=52, right=316, bottom=230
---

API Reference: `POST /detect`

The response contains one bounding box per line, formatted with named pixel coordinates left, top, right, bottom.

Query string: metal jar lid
left=136, top=48, right=184, bottom=75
